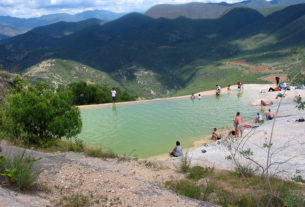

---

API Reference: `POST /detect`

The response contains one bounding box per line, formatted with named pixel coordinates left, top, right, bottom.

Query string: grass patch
left=56, top=193, right=90, bottom=207
left=0, top=152, right=42, bottom=190
left=187, top=166, right=214, bottom=181
left=165, top=179, right=202, bottom=200
left=84, top=147, right=117, bottom=159
left=233, top=165, right=255, bottom=178
left=166, top=166, right=305, bottom=207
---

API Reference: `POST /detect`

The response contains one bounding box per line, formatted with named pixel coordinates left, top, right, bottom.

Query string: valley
left=1, top=4, right=305, bottom=98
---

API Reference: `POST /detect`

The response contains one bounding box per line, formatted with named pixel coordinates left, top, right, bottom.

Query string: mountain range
left=0, top=10, right=124, bottom=39
left=145, top=0, right=305, bottom=19
left=1, top=0, right=305, bottom=40
left=0, top=4, right=305, bottom=97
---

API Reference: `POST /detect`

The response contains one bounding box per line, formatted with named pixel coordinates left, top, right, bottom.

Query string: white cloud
left=0, top=0, right=246, bottom=18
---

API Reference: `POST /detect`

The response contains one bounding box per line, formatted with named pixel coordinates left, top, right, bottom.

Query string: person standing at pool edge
left=237, top=80, right=242, bottom=91
left=216, top=85, right=221, bottom=95
left=275, top=76, right=280, bottom=86
left=111, top=88, right=117, bottom=103
left=234, top=112, right=243, bottom=138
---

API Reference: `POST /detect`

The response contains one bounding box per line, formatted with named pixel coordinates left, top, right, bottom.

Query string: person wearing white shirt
left=169, top=141, right=183, bottom=157
left=111, top=88, right=117, bottom=103
left=255, top=112, right=263, bottom=123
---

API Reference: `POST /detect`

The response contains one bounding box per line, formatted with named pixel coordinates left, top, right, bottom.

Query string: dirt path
left=0, top=145, right=217, bottom=207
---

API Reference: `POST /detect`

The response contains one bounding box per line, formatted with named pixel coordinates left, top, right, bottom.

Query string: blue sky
left=0, top=0, right=250, bottom=18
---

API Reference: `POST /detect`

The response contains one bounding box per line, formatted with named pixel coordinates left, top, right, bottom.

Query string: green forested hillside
left=1, top=4, right=305, bottom=98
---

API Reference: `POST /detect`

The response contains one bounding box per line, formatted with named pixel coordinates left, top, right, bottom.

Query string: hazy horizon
left=0, top=0, right=253, bottom=18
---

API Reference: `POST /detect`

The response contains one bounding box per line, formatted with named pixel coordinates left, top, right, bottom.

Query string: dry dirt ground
left=0, top=145, right=217, bottom=207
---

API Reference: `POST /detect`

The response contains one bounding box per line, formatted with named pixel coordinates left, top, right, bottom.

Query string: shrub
left=233, top=165, right=255, bottom=178
left=2, top=81, right=82, bottom=145
left=0, top=152, right=42, bottom=190
left=68, top=138, right=85, bottom=152
left=179, top=153, right=191, bottom=173
left=292, top=175, right=305, bottom=184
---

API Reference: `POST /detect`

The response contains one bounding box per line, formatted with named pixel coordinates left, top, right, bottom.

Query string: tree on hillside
left=67, top=81, right=136, bottom=105
left=2, top=80, right=82, bottom=144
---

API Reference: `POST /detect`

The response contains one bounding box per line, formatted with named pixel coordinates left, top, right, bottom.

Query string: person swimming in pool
left=169, top=141, right=183, bottom=157
left=190, top=93, right=195, bottom=100
left=265, top=109, right=275, bottom=120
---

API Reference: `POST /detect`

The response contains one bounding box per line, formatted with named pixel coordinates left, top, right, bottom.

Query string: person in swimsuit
left=265, top=109, right=275, bottom=120
left=234, top=112, right=243, bottom=137
left=190, top=93, right=195, bottom=100
left=211, top=128, right=221, bottom=140
left=227, top=129, right=236, bottom=137
left=261, top=100, right=273, bottom=106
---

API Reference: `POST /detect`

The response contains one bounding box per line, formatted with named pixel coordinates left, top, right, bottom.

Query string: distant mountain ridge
left=0, top=10, right=124, bottom=38
left=0, top=4, right=305, bottom=97
left=145, top=0, right=305, bottom=19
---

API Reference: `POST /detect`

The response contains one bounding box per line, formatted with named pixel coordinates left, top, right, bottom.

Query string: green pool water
left=79, top=90, right=259, bottom=158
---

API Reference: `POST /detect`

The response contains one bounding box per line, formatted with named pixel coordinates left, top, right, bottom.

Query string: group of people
left=190, top=81, right=243, bottom=100
left=190, top=93, right=202, bottom=100
left=210, top=112, right=244, bottom=140
left=171, top=80, right=281, bottom=157
left=216, top=81, right=242, bottom=96
left=212, top=108, right=275, bottom=141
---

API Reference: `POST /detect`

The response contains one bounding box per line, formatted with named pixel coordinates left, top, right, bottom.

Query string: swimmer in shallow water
left=190, top=93, right=195, bottom=100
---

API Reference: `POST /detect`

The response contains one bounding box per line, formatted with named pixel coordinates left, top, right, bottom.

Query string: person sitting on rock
left=169, top=141, right=183, bottom=157
left=227, top=129, right=236, bottom=137
left=261, top=100, right=273, bottom=106
left=211, top=128, right=221, bottom=140
left=265, top=109, right=275, bottom=120
left=255, top=112, right=263, bottom=123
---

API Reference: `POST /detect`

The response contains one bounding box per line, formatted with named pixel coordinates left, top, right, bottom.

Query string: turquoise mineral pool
left=79, top=90, right=259, bottom=158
